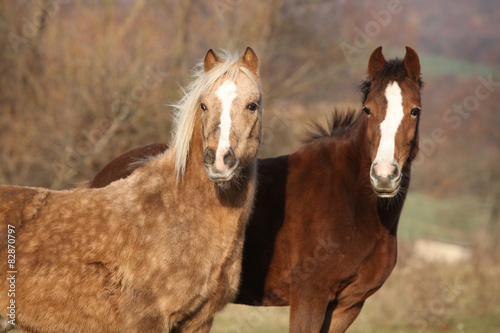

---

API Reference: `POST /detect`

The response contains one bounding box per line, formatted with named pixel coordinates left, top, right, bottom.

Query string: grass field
left=397, top=192, right=484, bottom=243
left=212, top=304, right=500, bottom=333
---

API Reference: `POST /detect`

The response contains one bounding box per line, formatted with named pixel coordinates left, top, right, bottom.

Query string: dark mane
left=360, top=58, right=423, bottom=104
left=302, top=107, right=361, bottom=144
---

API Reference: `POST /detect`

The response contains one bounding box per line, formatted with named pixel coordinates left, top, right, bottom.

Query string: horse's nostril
left=203, top=148, right=216, bottom=165
left=370, top=164, right=377, bottom=179
left=223, top=148, right=236, bottom=168
left=390, top=165, right=399, bottom=180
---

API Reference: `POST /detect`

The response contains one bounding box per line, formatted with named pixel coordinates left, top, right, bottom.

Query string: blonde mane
left=170, top=49, right=260, bottom=181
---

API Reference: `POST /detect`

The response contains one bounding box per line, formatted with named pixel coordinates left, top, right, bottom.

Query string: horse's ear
left=204, top=49, right=220, bottom=73
left=368, top=46, right=385, bottom=80
left=240, top=47, right=259, bottom=77
left=403, top=46, right=420, bottom=81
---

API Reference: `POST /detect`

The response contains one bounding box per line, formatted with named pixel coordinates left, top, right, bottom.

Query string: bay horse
left=0, top=47, right=263, bottom=333
left=87, top=46, right=423, bottom=332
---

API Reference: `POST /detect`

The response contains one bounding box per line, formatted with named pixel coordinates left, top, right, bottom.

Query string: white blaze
left=215, top=80, right=237, bottom=169
left=374, top=81, right=404, bottom=166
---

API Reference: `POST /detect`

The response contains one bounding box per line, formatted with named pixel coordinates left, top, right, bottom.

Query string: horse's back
left=0, top=185, right=49, bottom=229
left=91, top=143, right=169, bottom=188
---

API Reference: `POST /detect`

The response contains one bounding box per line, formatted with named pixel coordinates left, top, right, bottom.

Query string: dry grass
left=211, top=245, right=500, bottom=332
left=350, top=250, right=500, bottom=332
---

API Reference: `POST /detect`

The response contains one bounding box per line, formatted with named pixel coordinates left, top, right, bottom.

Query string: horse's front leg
left=172, top=315, right=213, bottom=333
left=321, top=300, right=364, bottom=333
left=288, top=283, right=330, bottom=333
left=173, top=274, right=236, bottom=332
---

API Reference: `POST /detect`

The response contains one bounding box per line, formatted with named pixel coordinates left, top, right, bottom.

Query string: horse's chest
left=353, top=234, right=398, bottom=289
left=167, top=213, right=245, bottom=310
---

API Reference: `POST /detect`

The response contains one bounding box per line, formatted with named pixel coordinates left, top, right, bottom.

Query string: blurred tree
left=171, top=0, right=192, bottom=80
left=0, top=0, right=498, bottom=199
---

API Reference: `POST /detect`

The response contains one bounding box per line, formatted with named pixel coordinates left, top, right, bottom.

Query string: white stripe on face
left=215, top=80, right=237, bottom=167
left=374, top=81, right=404, bottom=164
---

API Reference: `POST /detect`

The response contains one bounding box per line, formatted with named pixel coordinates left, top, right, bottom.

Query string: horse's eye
left=362, top=106, right=371, bottom=115
left=410, top=107, right=421, bottom=117
left=246, top=103, right=258, bottom=112
left=200, top=103, right=207, bottom=111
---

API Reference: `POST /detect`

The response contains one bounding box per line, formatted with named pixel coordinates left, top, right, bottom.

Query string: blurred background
left=1, top=0, right=499, bottom=332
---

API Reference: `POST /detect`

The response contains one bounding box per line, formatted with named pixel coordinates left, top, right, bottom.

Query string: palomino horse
left=88, top=46, right=422, bottom=332
left=0, top=47, right=263, bottom=332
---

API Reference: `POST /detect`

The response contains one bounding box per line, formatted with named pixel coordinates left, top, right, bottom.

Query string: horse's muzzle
left=370, top=161, right=401, bottom=197
left=203, top=147, right=239, bottom=183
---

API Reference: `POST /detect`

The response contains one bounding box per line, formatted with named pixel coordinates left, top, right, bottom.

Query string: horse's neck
left=346, top=115, right=372, bottom=189
left=126, top=112, right=211, bottom=198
